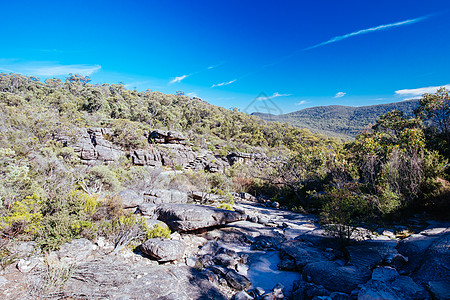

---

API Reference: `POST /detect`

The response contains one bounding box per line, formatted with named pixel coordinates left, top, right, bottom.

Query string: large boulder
left=302, top=261, right=371, bottom=294
left=144, top=189, right=188, bottom=204
left=156, top=203, right=247, bottom=232
left=140, top=238, right=186, bottom=262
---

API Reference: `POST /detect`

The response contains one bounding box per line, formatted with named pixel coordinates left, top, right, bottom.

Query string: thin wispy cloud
left=170, top=74, right=189, bottom=84
left=295, top=100, right=309, bottom=106
left=170, top=62, right=224, bottom=84
left=219, top=15, right=433, bottom=86
left=305, top=15, right=431, bottom=51
left=334, top=92, right=346, bottom=98
left=395, top=84, right=450, bottom=98
left=211, top=79, right=236, bottom=88
left=256, top=92, right=292, bottom=101
left=0, top=61, right=101, bottom=76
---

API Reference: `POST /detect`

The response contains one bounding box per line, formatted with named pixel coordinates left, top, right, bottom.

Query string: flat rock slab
left=156, top=203, right=247, bottom=232
left=64, top=257, right=227, bottom=300
left=358, top=276, right=428, bottom=300
left=347, top=239, right=398, bottom=270
left=303, top=261, right=371, bottom=294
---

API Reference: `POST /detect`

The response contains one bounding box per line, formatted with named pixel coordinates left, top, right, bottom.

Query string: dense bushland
left=0, top=73, right=448, bottom=258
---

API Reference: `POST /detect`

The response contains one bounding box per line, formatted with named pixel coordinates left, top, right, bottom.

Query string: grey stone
left=358, top=276, right=428, bottom=300
left=64, top=257, right=227, bottom=299
left=0, top=276, right=8, bottom=286
left=131, top=148, right=162, bottom=167
left=144, top=189, right=188, bottom=204
left=198, top=240, right=220, bottom=256
left=397, top=232, right=442, bottom=274
left=272, top=283, right=284, bottom=298
left=371, top=266, right=399, bottom=282
left=279, top=239, right=328, bottom=270
left=346, top=239, right=398, bottom=270
left=428, top=281, right=450, bottom=300
left=232, top=291, right=254, bottom=300
left=117, top=189, right=143, bottom=208
left=303, top=261, right=370, bottom=294
left=140, top=238, right=186, bottom=262
left=251, top=235, right=284, bottom=251
left=136, top=203, right=158, bottom=218
left=224, top=269, right=252, bottom=291
left=329, top=292, right=351, bottom=300
left=58, top=238, right=95, bottom=263
left=215, top=253, right=237, bottom=268
left=413, top=232, right=450, bottom=284
left=17, top=257, right=42, bottom=273
left=156, top=203, right=246, bottom=232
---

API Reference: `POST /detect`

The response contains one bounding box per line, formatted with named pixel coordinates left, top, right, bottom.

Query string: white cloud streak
left=295, top=100, right=308, bottom=106
left=0, top=61, right=101, bottom=76
left=395, top=84, right=450, bottom=97
left=211, top=79, right=236, bottom=88
left=305, top=15, right=430, bottom=51
left=256, top=92, right=292, bottom=101
left=169, top=74, right=189, bottom=84
left=334, top=92, right=346, bottom=98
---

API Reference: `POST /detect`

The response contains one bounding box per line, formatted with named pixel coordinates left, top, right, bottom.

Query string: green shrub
left=0, top=193, right=43, bottom=235
left=145, top=223, right=171, bottom=239
left=320, top=184, right=374, bottom=245
left=217, top=203, right=234, bottom=211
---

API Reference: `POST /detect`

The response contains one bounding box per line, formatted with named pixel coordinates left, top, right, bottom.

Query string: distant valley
left=252, top=100, right=419, bottom=139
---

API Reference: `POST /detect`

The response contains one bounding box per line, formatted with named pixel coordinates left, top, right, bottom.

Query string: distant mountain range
left=252, top=100, right=419, bottom=139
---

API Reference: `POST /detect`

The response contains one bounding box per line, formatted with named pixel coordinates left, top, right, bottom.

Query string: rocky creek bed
left=0, top=195, right=449, bottom=299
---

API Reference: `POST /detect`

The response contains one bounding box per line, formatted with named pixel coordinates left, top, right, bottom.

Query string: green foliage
left=254, top=100, right=419, bottom=139
left=0, top=193, right=43, bottom=235
left=415, top=87, right=450, bottom=174
left=145, top=223, right=171, bottom=239
left=320, top=184, right=374, bottom=245
left=217, top=203, right=234, bottom=211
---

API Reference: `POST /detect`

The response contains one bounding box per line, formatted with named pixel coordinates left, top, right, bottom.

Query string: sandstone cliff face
left=53, top=127, right=265, bottom=173
left=54, top=127, right=124, bottom=165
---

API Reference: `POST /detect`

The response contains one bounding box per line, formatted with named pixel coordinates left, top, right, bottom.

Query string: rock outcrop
left=54, top=127, right=124, bottom=164
left=156, top=203, right=247, bottom=232
left=149, top=129, right=186, bottom=144
left=144, top=189, right=188, bottom=204
left=65, top=258, right=227, bottom=300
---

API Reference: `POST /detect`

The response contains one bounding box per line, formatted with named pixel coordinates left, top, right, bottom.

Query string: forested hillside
left=253, top=100, right=419, bottom=139
left=0, top=73, right=448, bottom=258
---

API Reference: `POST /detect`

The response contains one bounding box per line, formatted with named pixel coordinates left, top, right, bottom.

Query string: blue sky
left=1, top=0, right=450, bottom=114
